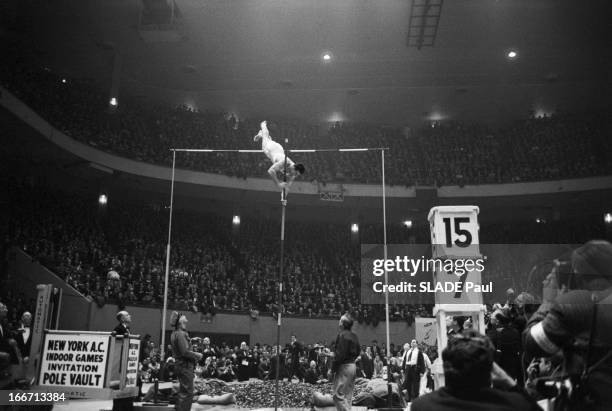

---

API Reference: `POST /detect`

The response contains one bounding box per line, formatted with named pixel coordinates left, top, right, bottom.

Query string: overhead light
left=535, top=217, right=546, bottom=224
left=109, top=97, right=118, bottom=106
left=604, top=213, right=612, bottom=224
left=322, top=51, right=333, bottom=62
left=507, top=50, right=518, bottom=59
left=403, top=220, right=413, bottom=229
left=534, top=108, right=551, bottom=119
left=98, top=194, right=108, bottom=205
left=232, top=215, right=241, bottom=225
left=351, top=223, right=359, bottom=233
left=61, top=78, right=67, bottom=84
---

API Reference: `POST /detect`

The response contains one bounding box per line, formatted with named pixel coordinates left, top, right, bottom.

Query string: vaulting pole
left=160, top=149, right=176, bottom=361
left=274, top=139, right=289, bottom=411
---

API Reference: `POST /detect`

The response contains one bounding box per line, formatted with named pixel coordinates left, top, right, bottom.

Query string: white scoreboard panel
left=428, top=206, right=483, bottom=305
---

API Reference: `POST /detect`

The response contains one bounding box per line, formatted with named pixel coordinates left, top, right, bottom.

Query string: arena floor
left=54, top=402, right=371, bottom=411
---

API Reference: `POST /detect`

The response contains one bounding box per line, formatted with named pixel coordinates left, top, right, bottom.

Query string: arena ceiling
left=3, top=0, right=612, bottom=125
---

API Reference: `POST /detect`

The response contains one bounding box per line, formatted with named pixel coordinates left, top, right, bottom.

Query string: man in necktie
left=15, top=312, right=32, bottom=362
left=402, top=339, right=425, bottom=402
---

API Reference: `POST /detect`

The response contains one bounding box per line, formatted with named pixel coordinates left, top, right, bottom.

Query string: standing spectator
left=373, top=354, right=384, bottom=378
left=15, top=311, right=32, bottom=361
left=0, top=302, right=19, bottom=388
left=270, top=345, right=288, bottom=381
left=288, top=335, right=304, bottom=381
left=490, top=310, right=522, bottom=384
left=112, top=310, right=133, bottom=411
left=170, top=311, right=203, bottom=411
left=113, top=311, right=131, bottom=336
left=329, top=314, right=360, bottom=411
left=139, top=334, right=152, bottom=362
left=236, top=341, right=252, bottom=381
left=360, top=346, right=374, bottom=379
left=401, top=339, right=425, bottom=402
left=419, top=346, right=433, bottom=396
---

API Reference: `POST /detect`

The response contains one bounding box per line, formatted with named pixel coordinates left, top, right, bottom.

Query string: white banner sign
left=39, top=333, right=109, bottom=388
left=125, top=338, right=141, bottom=387
left=415, top=317, right=438, bottom=347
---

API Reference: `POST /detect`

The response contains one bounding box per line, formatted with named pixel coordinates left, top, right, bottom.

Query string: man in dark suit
left=360, top=346, right=374, bottom=379
left=112, top=310, right=133, bottom=411
left=402, top=339, right=425, bottom=402
left=15, top=311, right=32, bottom=361
left=113, top=310, right=131, bottom=336
left=236, top=341, right=252, bottom=381
left=288, top=335, right=304, bottom=381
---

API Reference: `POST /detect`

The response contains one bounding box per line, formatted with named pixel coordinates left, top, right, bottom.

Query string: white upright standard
left=428, top=205, right=487, bottom=388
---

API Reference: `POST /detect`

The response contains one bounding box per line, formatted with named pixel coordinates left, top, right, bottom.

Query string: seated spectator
left=304, top=360, right=319, bottom=384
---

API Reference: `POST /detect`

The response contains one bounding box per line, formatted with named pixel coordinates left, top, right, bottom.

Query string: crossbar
left=170, top=147, right=389, bottom=153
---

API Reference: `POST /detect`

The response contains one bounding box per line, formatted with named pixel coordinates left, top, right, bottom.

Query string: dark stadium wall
left=88, top=304, right=416, bottom=348
left=9, top=248, right=91, bottom=331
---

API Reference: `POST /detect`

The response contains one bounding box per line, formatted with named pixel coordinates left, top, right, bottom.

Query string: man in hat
left=524, top=240, right=612, bottom=411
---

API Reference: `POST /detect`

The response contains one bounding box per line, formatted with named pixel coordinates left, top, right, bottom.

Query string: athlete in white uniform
left=254, top=121, right=305, bottom=189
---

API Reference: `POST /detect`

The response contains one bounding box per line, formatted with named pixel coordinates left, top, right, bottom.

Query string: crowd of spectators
left=7, top=181, right=427, bottom=323
left=6, top=179, right=607, bottom=325
left=1, top=61, right=610, bottom=187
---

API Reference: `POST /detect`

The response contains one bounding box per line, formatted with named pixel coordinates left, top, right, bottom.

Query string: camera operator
left=524, top=240, right=612, bottom=410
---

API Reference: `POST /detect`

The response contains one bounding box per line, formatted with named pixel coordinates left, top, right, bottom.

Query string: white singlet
left=262, top=137, right=287, bottom=164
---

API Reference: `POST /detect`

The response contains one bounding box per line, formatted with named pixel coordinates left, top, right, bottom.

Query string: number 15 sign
left=428, top=206, right=483, bottom=305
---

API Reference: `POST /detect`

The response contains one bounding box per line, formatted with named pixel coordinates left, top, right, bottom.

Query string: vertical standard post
left=381, top=150, right=392, bottom=406
left=274, top=139, right=289, bottom=411
left=382, top=150, right=390, bottom=359
left=160, top=150, right=176, bottom=361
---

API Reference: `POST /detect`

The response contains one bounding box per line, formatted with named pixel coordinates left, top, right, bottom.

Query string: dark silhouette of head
left=442, top=330, right=495, bottom=390
left=339, top=314, right=353, bottom=330
left=294, top=163, right=306, bottom=175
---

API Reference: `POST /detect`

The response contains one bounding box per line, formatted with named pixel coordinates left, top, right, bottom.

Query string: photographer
left=257, top=356, right=271, bottom=380
left=524, top=240, right=612, bottom=410
left=216, top=358, right=237, bottom=382
left=202, top=356, right=218, bottom=379
left=411, top=330, right=541, bottom=411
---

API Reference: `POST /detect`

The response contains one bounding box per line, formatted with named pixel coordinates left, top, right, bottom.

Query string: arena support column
left=160, top=149, right=177, bottom=361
